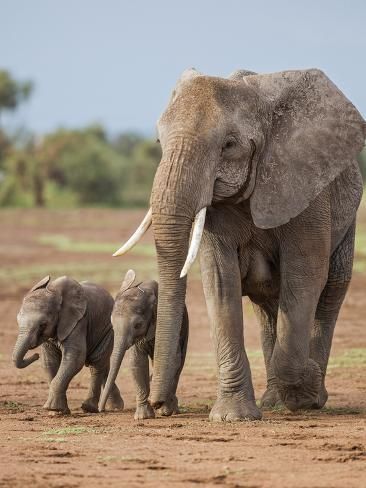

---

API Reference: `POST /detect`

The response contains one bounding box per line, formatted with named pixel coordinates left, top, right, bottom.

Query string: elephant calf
left=99, top=269, right=189, bottom=419
left=13, top=275, right=123, bottom=414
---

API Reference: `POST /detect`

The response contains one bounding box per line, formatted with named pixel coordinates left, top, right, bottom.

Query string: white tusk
left=180, top=207, right=207, bottom=278
left=113, top=208, right=152, bottom=257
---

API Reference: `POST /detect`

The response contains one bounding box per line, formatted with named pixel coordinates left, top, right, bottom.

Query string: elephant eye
left=222, top=137, right=237, bottom=155
left=39, top=322, right=48, bottom=330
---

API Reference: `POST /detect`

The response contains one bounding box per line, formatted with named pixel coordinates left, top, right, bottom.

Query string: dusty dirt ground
left=0, top=208, right=365, bottom=488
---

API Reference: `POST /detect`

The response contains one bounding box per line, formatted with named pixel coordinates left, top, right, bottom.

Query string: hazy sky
left=1, top=0, right=365, bottom=135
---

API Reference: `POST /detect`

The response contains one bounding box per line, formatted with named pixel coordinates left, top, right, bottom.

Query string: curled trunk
left=12, top=333, right=39, bottom=368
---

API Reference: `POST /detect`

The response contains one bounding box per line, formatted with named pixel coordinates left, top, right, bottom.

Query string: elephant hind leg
left=105, top=380, right=124, bottom=411
left=310, top=220, right=355, bottom=408
left=251, top=299, right=281, bottom=409
left=82, top=364, right=106, bottom=413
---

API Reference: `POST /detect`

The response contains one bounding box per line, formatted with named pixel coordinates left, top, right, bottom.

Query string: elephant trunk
left=12, top=332, right=40, bottom=369
left=149, top=213, right=191, bottom=407
left=149, top=138, right=213, bottom=407
left=99, top=336, right=128, bottom=411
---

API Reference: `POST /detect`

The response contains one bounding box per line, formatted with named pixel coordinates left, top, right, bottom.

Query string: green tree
left=122, top=139, right=161, bottom=206
left=0, top=70, right=33, bottom=125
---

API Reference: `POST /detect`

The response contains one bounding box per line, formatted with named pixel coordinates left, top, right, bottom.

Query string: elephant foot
left=48, top=409, right=71, bottom=417
left=260, top=386, right=283, bottom=409
left=106, top=394, right=124, bottom=412
left=209, top=394, right=262, bottom=422
left=312, top=383, right=328, bottom=409
left=134, top=402, right=155, bottom=420
left=43, top=392, right=70, bottom=415
left=278, top=359, right=323, bottom=412
left=156, top=395, right=179, bottom=417
left=105, top=384, right=124, bottom=411
left=81, top=398, right=99, bottom=413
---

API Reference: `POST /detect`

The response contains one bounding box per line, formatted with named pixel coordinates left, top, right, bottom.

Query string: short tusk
left=180, top=207, right=207, bottom=278
left=113, top=208, right=152, bottom=257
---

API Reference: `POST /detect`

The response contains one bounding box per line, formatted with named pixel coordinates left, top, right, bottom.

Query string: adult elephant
left=115, top=68, right=365, bottom=421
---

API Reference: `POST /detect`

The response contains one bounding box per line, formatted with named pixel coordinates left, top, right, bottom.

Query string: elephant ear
left=50, top=277, right=87, bottom=342
left=30, top=275, right=51, bottom=292
left=120, top=269, right=136, bottom=293
left=246, top=69, right=366, bottom=229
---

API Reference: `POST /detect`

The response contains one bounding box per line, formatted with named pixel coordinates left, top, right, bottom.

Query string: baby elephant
left=13, top=275, right=123, bottom=414
left=99, top=269, right=189, bottom=420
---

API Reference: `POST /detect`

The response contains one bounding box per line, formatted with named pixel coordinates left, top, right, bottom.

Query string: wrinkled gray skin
left=99, top=269, right=189, bottom=420
left=13, top=275, right=123, bottom=414
left=145, top=68, right=366, bottom=421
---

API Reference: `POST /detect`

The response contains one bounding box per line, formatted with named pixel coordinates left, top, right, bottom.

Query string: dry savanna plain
left=0, top=205, right=365, bottom=487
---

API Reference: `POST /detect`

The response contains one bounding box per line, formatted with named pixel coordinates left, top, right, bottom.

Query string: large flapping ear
left=245, top=69, right=366, bottom=229
left=49, top=277, right=87, bottom=342
left=30, top=275, right=51, bottom=292
left=120, top=269, right=136, bottom=293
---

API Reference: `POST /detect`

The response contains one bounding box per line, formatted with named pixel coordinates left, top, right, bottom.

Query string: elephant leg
left=103, top=368, right=124, bottom=412
left=272, top=214, right=331, bottom=411
left=310, top=221, right=355, bottom=409
left=200, top=240, right=261, bottom=422
left=251, top=299, right=281, bottom=408
left=43, top=333, right=86, bottom=414
left=130, top=345, right=155, bottom=420
left=41, top=341, right=62, bottom=384
left=157, top=311, right=188, bottom=416
left=82, top=364, right=108, bottom=413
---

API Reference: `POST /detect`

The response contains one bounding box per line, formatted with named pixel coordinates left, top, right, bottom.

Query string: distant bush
left=0, top=125, right=161, bottom=208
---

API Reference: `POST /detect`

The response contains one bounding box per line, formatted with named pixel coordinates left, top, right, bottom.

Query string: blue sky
left=1, top=0, right=365, bottom=135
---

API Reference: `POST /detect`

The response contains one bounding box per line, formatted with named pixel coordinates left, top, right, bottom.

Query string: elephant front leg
left=43, top=340, right=86, bottom=415
left=130, top=345, right=155, bottom=420
left=200, top=242, right=261, bottom=422
left=41, top=341, right=62, bottom=384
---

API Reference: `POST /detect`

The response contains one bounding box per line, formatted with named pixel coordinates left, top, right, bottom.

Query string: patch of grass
left=41, top=437, right=67, bottom=443
left=2, top=401, right=24, bottom=411
left=354, top=224, right=366, bottom=272
left=38, top=234, right=156, bottom=257
left=0, top=260, right=158, bottom=288
left=320, top=406, right=364, bottom=415
left=43, top=426, right=93, bottom=435
left=328, top=348, right=366, bottom=369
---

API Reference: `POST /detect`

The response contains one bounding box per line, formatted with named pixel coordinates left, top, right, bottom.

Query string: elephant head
left=13, top=275, right=87, bottom=369
left=114, top=68, right=366, bottom=408
left=99, top=269, right=157, bottom=411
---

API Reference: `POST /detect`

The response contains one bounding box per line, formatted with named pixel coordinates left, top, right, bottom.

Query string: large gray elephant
left=13, top=275, right=123, bottom=414
left=114, top=68, right=365, bottom=421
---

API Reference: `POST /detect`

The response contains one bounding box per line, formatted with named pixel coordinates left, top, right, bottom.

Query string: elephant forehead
left=160, top=75, right=261, bottom=136
left=161, top=77, right=223, bottom=127
left=22, top=290, right=58, bottom=313
left=114, top=291, right=145, bottom=314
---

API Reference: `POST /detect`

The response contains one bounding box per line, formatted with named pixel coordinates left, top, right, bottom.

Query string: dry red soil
left=0, top=209, right=365, bottom=487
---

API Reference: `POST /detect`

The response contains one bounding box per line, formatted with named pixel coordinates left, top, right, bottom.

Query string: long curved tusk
left=180, top=207, right=207, bottom=278
left=113, top=208, right=152, bottom=257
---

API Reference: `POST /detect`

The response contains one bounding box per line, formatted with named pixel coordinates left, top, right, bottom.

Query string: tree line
left=0, top=70, right=365, bottom=208
left=0, top=70, right=161, bottom=208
